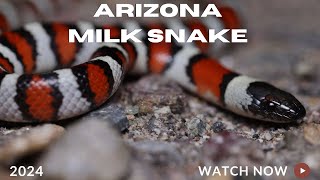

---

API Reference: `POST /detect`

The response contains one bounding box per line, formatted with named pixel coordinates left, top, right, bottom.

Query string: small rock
left=212, top=121, right=226, bottom=133
left=87, top=104, right=129, bottom=131
left=160, top=132, right=169, bottom=141
left=252, top=134, right=260, bottom=139
left=0, top=124, right=64, bottom=164
left=137, top=101, right=154, bottom=114
left=127, top=115, right=136, bottom=121
left=146, top=116, right=157, bottom=133
left=126, top=106, right=140, bottom=115
left=294, top=60, right=317, bottom=81
left=304, top=123, right=320, bottom=145
left=39, top=119, right=130, bottom=180
left=262, top=132, right=273, bottom=141
left=153, top=128, right=161, bottom=135
left=308, top=110, right=320, bottom=124
left=187, top=117, right=206, bottom=137
left=154, top=106, right=171, bottom=114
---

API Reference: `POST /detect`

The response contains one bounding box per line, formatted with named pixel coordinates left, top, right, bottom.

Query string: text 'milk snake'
left=0, top=0, right=306, bottom=123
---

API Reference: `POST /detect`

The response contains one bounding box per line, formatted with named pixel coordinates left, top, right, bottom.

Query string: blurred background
left=4, top=0, right=319, bottom=93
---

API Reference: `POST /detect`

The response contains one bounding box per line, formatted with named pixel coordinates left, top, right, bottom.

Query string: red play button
left=294, top=163, right=311, bottom=178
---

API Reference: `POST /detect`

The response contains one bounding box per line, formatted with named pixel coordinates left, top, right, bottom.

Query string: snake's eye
left=261, top=98, right=277, bottom=111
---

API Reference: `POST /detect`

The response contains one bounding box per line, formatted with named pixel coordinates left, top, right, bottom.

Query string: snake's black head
left=247, top=82, right=306, bottom=123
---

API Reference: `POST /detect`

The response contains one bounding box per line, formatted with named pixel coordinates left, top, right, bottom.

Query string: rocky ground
left=0, top=0, right=320, bottom=180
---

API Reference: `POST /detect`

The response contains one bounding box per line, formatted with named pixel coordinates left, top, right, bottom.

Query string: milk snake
left=0, top=0, right=306, bottom=123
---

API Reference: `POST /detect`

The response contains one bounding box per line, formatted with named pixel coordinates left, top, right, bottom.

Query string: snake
left=0, top=0, right=306, bottom=123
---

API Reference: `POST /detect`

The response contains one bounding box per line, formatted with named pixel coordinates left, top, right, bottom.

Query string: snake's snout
left=271, top=94, right=306, bottom=122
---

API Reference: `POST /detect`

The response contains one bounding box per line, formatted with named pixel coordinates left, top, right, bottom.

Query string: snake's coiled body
left=0, top=0, right=306, bottom=123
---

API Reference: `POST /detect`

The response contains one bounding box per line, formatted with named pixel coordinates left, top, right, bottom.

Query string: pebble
left=154, top=106, right=171, bottom=114
left=39, top=119, right=130, bottom=180
left=146, top=116, right=157, bottom=133
left=0, top=124, right=64, bottom=164
left=187, top=117, right=206, bottom=137
left=294, top=60, right=317, bottom=80
left=87, top=104, right=129, bottom=132
left=212, top=121, right=226, bottom=133
left=252, top=134, right=260, bottom=139
left=308, top=110, right=320, bottom=124
left=160, top=132, right=169, bottom=141
left=138, top=101, right=154, bottom=114
left=127, top=115, right=136, bottom=121
left=153, top=128, right=161, bottom=135
left=263, top=132, right=273, bottom=141
left=303, top=123, right=320, bottom=145
left=126, top=106, right=140, bottom=115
